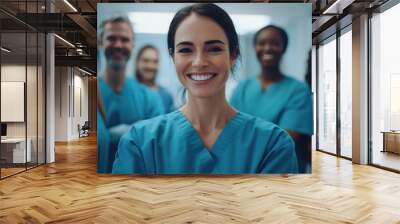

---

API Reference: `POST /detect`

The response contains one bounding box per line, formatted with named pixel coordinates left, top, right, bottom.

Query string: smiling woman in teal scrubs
left=230, top=25, right=313, bottom=173
left=112, top=3, right=298, bottom=174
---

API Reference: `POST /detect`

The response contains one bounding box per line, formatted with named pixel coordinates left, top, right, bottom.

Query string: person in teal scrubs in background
left=97, top=16, right=164, bottom=173
left=230, top=25, right=313, bottom=173
left=112, top=3, right=298, bottom=174
left=135, top=45, right=175, bottom=113
left=97, top=92, right=110, bottom=173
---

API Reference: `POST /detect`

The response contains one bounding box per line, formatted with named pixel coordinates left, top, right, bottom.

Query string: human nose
left=192, top=51, right=208, bottom=67
left=262, top=43, right=272, bottom=52
left=110, top=38, right=125, bottom=48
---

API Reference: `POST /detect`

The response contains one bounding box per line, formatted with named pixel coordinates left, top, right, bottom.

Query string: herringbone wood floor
left=1, top=134, right=400, bottom=224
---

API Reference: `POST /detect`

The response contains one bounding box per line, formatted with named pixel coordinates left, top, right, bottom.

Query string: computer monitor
left=1, top=123, right=7, bottom=137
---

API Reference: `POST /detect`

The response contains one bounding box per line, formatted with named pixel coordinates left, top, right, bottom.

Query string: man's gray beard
left=108, top=60, right=125, bottom=73
left=107, top=60, right=126, bottom=86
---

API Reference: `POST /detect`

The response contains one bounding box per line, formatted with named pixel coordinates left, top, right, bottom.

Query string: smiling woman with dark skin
left=112, top=4, right=298, bottom=174
left=230, top=25, right=313, bottom=173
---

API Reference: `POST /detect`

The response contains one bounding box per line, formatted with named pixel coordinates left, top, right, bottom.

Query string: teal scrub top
left=112, top=110, right=298, bottom=174
left=98, top=77, right=164, bottom=128
left=97, top=110, right=110, bottom=173
left=98, top=77, right=164, bottom=173
left=230, top=76, right=313, bottom=136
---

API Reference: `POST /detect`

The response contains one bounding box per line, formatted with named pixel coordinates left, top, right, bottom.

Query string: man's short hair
left=98, top=16, right=134, bottom=45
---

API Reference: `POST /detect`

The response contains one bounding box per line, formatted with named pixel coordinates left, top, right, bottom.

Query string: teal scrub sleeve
left=279, top=84, right=313, bottom=136
left=112, top=128, right=146, bottom=174
left=146, top=90, right=165, bottom=118
left=258, top=128, right=298, bottom=173
left=97, top=111, right=110, bottom=173
left=108, top=123, right=133, bottom=145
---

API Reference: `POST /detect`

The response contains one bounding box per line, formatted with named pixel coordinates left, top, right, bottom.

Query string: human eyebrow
left=204, top=40, right=225, bottom=45
left=176, top=41, right=193, bottom=47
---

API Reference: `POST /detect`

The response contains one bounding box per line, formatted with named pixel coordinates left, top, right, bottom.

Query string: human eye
left=121, top=37, right=130, bottom=43
left=177, top=47, right=192, bottom=54
left=208, top=46, right=223, bottom=52
left=107, top=36, right=116, bottom=42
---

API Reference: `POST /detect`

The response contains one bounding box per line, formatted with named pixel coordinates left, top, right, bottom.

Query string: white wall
left=55, top=66, right=69, bottom=141
left=1, top=64, right=46, bottom=164
left=98, top=3, right=311, bottom=105
left=1, top=65, right=33, bottom=138
left=55, top=67, right=89, bottom=141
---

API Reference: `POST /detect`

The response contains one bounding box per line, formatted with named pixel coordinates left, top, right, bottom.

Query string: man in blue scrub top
left=97, top=16, right=164, bottom=173
left=230, top=25, right=313, bottom=173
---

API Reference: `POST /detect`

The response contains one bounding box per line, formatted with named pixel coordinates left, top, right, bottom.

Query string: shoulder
left=126, top=78, right=148, bottom=92
left=129, top=111, right=180, bottom=141
left=238, top=112, right=295, bottom=158
left=236, top=112, right=293, bottom=142
left=158, top=86, right=173, bottom=98
left=98, top=77, right=108, bottom=90
left=98, top=77, right=105, bottom=84
left=128, top=78, right=162, bottom=99
left=282, top=76, right=311, bottom=94
left=231, top=77, right=257, bottom=99
left=236, top=76, right=258, bottom=88
left=158, top=86, right=169, bottom=93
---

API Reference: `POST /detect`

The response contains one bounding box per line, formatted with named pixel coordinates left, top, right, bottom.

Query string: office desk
left=382, top=131, right=400, bottom=154
left=1, top=138, right=31, bottom=163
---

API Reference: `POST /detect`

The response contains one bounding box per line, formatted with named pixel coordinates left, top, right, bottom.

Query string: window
left=339, top=28, right=352, bottom=158
left=317, top=36, right=337, bottom=154
left=370, top=2, right=400, bottom=171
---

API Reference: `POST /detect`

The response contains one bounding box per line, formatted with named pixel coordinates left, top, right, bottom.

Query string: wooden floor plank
left=0, top=135, right=399, bottom=223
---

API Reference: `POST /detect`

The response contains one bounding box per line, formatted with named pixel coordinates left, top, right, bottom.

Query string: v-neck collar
left=255, top=75, right=287, bottom=93
left=99, top=77, right=133, bottom=96
left=174, top=110, right=244, bottom=155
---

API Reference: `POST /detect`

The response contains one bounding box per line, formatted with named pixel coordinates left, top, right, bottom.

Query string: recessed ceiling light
left=63, top=0, right=78, bottom=12
left=78, top=67, right=92, bottom=76
left=54, top=34, right=75, bottom=48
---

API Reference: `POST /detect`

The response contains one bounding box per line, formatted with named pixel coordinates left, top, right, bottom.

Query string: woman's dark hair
left=167, top=3, right=240, bottom=61
left=135, top=44, right=158, bottom=83
left=253, top=25, right=289, bottom=52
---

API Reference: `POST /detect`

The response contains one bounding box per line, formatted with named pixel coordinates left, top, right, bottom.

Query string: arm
left=112, top=128, right=146, bottom=174
left=279, top=84, right=313, bottom=137
left=279, top=84, right=313, bottom=173
left=108, top=124, right=134, bottom=145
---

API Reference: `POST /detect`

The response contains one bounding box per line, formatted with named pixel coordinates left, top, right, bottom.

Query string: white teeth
left=189, top=73, right=215, bottom=81
left=262, top=54, right=274, bottom=60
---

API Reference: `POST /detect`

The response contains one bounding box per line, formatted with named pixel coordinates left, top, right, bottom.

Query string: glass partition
left=0, top=0, right=46, bottom=179
left=370, top=3, right=400, bottom=171
left=317, top=35, right=337, bottom=155
left=339, top=28, right=352, bottom=158
left=1, top=30, right=28, bottom=177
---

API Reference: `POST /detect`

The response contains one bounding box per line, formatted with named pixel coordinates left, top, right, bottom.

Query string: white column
left=352, top=14, right=369, bottom=164
left=46, top=1, right=55, bottom=163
